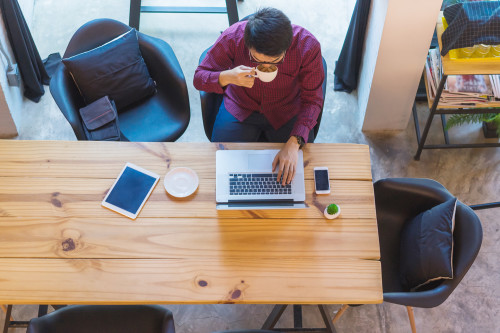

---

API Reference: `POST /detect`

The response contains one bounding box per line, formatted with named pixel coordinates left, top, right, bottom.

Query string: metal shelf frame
left=413, top=73, right=500, bottom=160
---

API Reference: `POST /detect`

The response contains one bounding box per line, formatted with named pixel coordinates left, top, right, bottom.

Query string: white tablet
left=102, top=163, right=160, bottom=219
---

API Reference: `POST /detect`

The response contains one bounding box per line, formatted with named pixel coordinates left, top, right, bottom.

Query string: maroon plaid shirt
left=193, top=22, right=324, bottom=143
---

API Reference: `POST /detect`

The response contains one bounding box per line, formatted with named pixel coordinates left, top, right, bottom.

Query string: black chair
left=332, top=178, right=483, bottom=333
left=50, top=19, right=190, bottom=142
left=2, top=305, right=66, bottom=333
left=26, top=305, right=175, bottom=333
left=198, top=48, right=327, bottom=141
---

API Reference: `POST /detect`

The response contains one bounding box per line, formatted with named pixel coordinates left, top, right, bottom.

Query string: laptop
left=216, top=150, right=307, bottom=210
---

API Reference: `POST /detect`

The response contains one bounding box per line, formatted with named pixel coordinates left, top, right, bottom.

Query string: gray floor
left=3, top=0, right=500, bottom=332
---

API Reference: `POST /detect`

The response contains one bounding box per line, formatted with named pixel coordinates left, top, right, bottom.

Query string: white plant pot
left=324, top=206, right=341, bottom=219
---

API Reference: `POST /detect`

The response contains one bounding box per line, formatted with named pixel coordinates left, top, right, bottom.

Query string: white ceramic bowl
left=164, top=167, right=199, bottom=198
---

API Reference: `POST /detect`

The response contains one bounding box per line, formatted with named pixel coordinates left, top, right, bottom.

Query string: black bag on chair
left=79, top=96, right=120, bottom=141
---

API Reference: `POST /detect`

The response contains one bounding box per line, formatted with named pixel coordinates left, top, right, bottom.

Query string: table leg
left=262, top=304, right=287, bottom=329
left=293, top=305, right=303, bottom=328
left=2, top=305, right=12, bottom=333
left=318, top=305, right=336, bottom=333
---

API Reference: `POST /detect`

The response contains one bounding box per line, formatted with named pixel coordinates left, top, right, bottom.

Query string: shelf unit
left=413, top=13, right=500, bottom=160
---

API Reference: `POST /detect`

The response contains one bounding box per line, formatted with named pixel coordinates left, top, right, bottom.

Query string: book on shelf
left=424, top=48, right=500, bottom=107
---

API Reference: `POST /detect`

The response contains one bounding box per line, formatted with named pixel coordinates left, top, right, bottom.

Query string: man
left=194, top=8, right=324, bottom=185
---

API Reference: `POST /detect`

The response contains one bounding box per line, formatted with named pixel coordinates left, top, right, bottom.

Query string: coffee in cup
left=255, top=64, right=278, bottom=82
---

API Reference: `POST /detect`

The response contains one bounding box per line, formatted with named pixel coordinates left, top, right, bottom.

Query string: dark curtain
left=334, top=0, right=372, bottom=93
left=0, top=0, right=49, bottom=102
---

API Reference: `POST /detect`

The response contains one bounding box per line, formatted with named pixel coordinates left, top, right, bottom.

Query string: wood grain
left=0, top=177, right=376, bottom=219
left=0, top=258, right=382, bottom=305
left=0, top=217, right=380, bottom=260
left=0, top=141, right=372, bottom=180
left=0, top=140, right=381, bottom=305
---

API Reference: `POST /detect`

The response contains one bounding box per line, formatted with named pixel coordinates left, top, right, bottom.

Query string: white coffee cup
left=255, top=64, right=278, bottom=82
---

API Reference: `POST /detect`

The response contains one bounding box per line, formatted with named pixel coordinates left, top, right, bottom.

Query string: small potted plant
left=445, top=113, right=500, bottom=138
left=324, top=203, right=341, bottom=219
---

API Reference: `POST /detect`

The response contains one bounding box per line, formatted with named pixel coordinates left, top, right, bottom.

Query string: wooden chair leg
left=0, top=305, right=14, bottom=321
left=406, top=306, right=417, bottom=333
left=332, top=304, right=349, bottom=324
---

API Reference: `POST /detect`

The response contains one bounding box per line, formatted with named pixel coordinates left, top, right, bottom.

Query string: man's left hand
left=272, top=137, right=301, bottom=186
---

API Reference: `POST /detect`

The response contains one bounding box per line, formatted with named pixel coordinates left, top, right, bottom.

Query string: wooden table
left=0, top=140, right=382, bottom=305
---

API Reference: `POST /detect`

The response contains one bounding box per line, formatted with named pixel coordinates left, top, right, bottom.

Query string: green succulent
left=327, top=204, right=339, bottom=215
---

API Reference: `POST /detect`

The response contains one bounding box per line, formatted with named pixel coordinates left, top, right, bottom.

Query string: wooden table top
left=0, top=140, right=382, bottom=305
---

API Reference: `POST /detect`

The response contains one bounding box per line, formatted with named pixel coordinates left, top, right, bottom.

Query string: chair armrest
left=138, top=33, right=190, bottom=115
left=384, top=284, right=453, bottom=308
left=49, top=64, right=87, bottom=140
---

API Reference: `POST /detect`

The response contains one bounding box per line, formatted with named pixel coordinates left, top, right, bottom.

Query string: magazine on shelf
left=424, top=48, right=500, bottom=107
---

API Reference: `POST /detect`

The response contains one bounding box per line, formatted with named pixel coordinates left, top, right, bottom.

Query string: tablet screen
left=104, top=165, right=158, bottom=216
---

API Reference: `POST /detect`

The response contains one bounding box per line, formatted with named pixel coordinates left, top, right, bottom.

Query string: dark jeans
left=211, top=101, right=314, bottom=143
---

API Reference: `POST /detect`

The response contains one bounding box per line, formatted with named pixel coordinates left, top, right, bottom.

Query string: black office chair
left=50, top=19, right=190, bottom=142
left=332, top=178, right=483, bottom=333
left=26, top=305, right=175, bottom=333
left=198, top=48, right=327, bottom=141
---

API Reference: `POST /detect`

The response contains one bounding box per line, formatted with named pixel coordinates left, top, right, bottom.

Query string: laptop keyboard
left=229, top=173, right=292, bottom=195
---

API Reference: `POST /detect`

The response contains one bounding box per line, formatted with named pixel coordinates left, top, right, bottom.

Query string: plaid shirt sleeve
left=193, top=32, right=236, bottom=94
left=290, top=41, right=325, bottom=143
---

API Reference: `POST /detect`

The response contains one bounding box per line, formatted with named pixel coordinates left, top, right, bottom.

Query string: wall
left=358, top=0, right=442, bottom=131
left=0, top=0, right=35, bottom=138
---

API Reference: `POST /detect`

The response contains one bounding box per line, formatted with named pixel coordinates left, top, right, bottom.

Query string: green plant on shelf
left=327, top=204, right=339, bottom=215
left=445, top=113, right=500, bottom=136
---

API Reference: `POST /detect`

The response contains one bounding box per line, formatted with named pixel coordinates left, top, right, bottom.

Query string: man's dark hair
left=244, top=8, right=293, bottom=57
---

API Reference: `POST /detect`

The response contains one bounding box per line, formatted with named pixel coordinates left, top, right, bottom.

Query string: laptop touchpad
left=248, top=153, right=273, bottom=171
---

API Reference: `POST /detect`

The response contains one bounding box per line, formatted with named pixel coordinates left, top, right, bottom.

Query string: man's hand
left=219, top=66, right=256, bottom=88
left=272, top=137, right=301, bottom=186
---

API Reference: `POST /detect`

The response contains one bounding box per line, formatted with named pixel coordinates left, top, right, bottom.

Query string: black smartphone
left=314, top=167, right=330, bottom=194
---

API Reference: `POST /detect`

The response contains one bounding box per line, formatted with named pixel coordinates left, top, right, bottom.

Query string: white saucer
left=164, top=167, right=199, bottom=198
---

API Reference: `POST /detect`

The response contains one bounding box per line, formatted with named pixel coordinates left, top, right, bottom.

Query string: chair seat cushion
left=62, top=29, right=156, bottom=110
left=118, top=92, right=189, bottom=142
left=399, top=198, right=457, bottom=291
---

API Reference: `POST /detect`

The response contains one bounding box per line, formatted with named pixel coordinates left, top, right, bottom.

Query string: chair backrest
left=64, top=19, right=131, bottom=58
left=27, top=305, right=175, bottom=333
left=374, top=178, right=483, bottom=308
left=198, top=47, right=327, bottom=141
left=50, top=19, right=132, bottom=140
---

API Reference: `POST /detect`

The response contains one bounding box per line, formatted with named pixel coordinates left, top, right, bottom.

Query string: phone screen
left=314, top=169, right=330, bottom=191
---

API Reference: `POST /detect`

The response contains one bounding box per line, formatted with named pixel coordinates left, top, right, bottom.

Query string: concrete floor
left=2, top=0, right=500, bottom=332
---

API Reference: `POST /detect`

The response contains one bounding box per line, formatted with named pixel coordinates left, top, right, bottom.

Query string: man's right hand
left=219, top=65, right=256, bottom=88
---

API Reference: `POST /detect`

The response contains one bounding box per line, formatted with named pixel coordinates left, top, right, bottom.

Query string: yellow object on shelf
left=443, top=16, right=500, bottom=61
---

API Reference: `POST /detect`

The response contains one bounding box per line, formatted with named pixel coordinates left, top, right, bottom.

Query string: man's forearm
left=193, top=69, right=225, bottom=94
left=218, top=70, right=232, bottom=87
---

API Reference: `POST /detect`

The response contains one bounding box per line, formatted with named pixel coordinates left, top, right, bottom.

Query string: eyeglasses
left=249, top=50, right=286, bottom=65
